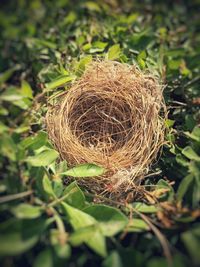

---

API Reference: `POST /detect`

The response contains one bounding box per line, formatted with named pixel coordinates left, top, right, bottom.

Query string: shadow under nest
left=46, top=60, right=167, bottom=202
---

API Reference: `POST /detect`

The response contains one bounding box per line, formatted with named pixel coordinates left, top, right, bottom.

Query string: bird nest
left=46, top=60, right=166, bottom=201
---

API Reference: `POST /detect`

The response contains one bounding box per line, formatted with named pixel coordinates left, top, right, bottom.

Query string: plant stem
left=0, top=190, right=33, bottom=204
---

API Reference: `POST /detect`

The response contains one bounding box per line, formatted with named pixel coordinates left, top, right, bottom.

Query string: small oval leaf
left=62, top=163, right=105, bottom=178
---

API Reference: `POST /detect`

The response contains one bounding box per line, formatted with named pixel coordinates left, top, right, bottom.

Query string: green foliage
left=0, top=0, right=200, bottom=267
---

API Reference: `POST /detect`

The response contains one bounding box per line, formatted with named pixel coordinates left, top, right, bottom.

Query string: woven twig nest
left=46, top=60, right=166, bottom=200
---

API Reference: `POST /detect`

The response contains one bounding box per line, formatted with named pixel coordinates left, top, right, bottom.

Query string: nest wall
left=46, top=60, right=166, bottom=199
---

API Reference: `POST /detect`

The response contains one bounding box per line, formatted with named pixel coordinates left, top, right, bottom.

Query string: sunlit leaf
left=26, top=148, right=59, bottom=166
left=84, top=204, right=128, bottom=236
left=107, top=44, right=121, bottom=60
left=182, top=146, right=200, bottom=162
left=62, top=163, right=105, bottom=177
left=12, top=204, right=42, bottom=219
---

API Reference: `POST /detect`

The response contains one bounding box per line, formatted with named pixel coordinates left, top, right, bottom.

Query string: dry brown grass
left=46, top=60, right=167, bottom=201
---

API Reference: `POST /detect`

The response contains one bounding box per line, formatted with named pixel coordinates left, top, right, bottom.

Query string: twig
left=0, top=190, right=33, bottom=204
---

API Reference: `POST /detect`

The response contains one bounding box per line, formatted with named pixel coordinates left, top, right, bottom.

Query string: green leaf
left=165, top=119, right=175, bottom=128
left=55, top=160, right=68, bottom=174
left=132, top=202, right=158, bottom=213
left=176, top=154, right=189, bottom=167
left=102, top=251, right=122, bottom=267
left=70, top=225, right=106, bottom=257
left=0, top=87, right=24, bottom=102
left=0, top=122, right=9, bottom=134
left=0, top=67, right=18, bottom=85
left=61, top=202, right=96, bottom=229
left=185, top=126, right=200, bottom=142
left=75, top=55, right=92, bottom=75
left=0, top=219, right=46, bottom=256
left=168, top=59, right=181, bottom=70
left=0, top=232, right=38, bottom=256
left=182, top=146, right=200, bottom=162
left=20, top=131, right=47, bottom=150
left=63, top=181, right=85, bottom=208
left=53, top=244, right=71, bottom=259
left=137, top=50, right=146, bottom=68
left=107, top=44, right=121, bottom=60
left=11, top=204, right=42, bottom=219
left=177, top=174, right=194, bottom=202
left=156, top=179, right=174, bottom=201
left=28, top=38, right=57, bottom=49
left=26, top=148, right=59, bottom=167
left=84, top=1, right=101, bottom=12
left=0, top=134, right=17, bottom=161
left=127, top=218, right=149, bottom=232
left=52, top=179, right=63, bottom=198
left=62, top=163, right=105, bottom=177
left=21, top=80, right=33, bottom=99
left=43, top=174, right=57, bottom=199
left=33, top=249, right=53, bottom=267
left=84, top=204, right=128, bottom=236
left=45, top=75, right=74, bottom=91
left=61, top=202, right=107, bottom=257
left=0, top=86, right=32, bottom=110
left=181, top=225, right=200, bottom=265
left=89, top=41, right=108, bottom=53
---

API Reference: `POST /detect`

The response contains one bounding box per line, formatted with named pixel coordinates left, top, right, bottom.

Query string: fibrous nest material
left=46, top=60, right=166, bottom=200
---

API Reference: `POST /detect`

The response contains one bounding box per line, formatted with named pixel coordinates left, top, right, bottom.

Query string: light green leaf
left=12, top=204, right=42, bottom=219
left=182, top=146, right=200, bottom=162
left=26, top=148, right=59, bottom=166
left=63, top=181, right=85, bottom=208
left=89, top=41, right=108, bottom=53
left=61, top=202, right=96, bottom=229
left=168, top=59, right=181, bottom=70
left=185, top=126, right=200, bottom=142
left=62, top=202, right=106, bottom=257
left=107, top=44, right=121, bottom=60
left=132, top=202, right=158, bottom=213
left=70, top=225, right=96, bottom=245
left=0, top=232, right=38, bottom=256
left=176, top=154, right=189, bottom=167
left=43, top=174, right=57, bottom=199
left=20, top=131, right=47, bottom=150
left=54, top=244, right=71, bottom=259
left=21, top=80, right=33, bottom=99
left=0, top=87, right=24, bottom=101
left=0, top=86, right=32, bottom=110
left=45, top=75, right=74, bottom=91
left=75, top=55, right=92, bottom=75
left=55, top=160, right=68, bottom=174
left=165, top=119, right=175, bottom=128
left=84, top=1, right=101, bottom=12
left=70, top=225, right=106, bottom=257
left=84, top=204, right=128, bottom=236
left=0, top=134, right=17, bottom=161
left=0, top=122, right=9, bottom=134
left=127, top=218, right=149, bottom=232
left=62, top=163, right=105, bottom=178
left=177, top=174, right=194, bottom=202
left=52, top=179, right=63, bottom=198
left=0, top=219, right=46, bottom=256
